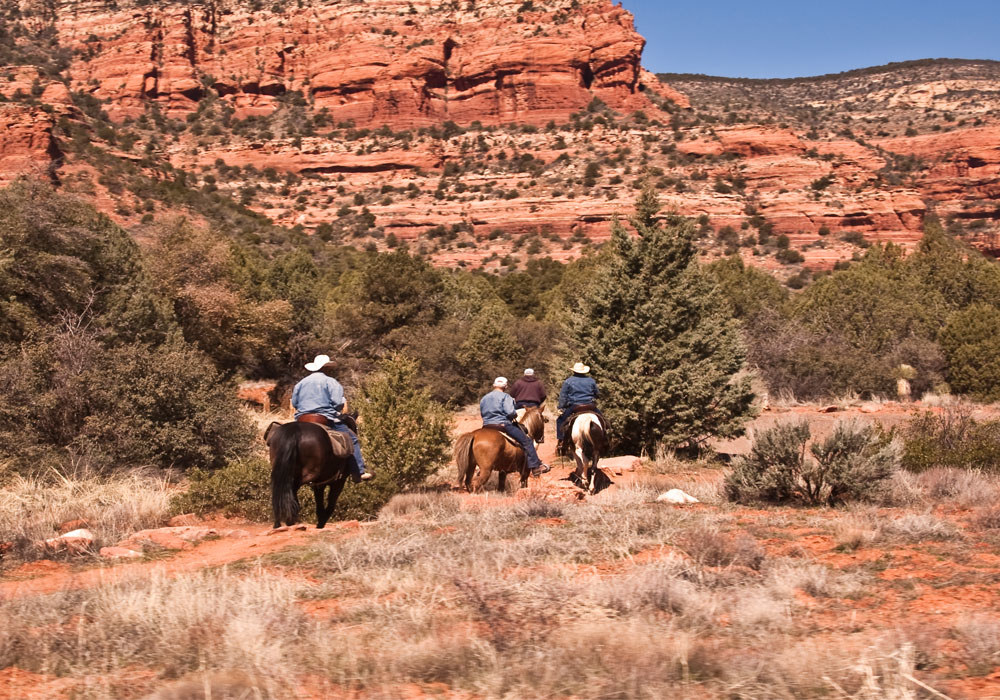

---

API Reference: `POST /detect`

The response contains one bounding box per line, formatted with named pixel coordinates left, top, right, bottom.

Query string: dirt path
left=0, top=519, right=362, bottom=600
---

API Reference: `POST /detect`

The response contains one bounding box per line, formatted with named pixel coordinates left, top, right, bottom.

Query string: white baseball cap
left=493, top=376, right=508, bottom=388
left=524, top=368, right=534, bottom=376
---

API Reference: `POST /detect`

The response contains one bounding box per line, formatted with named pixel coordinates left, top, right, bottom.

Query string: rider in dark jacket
left=556, top=362, right=599, bottom=441
left=510, top=368, right=547, bottom=408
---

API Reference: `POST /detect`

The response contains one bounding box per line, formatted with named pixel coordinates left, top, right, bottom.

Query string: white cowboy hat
left=572, top=362, right=590, bottom=374
left=524, top=368, right=534, bottom=376
left=305, top=354, right=332, bottom=372
left=493, top=376, right=508, bottom=388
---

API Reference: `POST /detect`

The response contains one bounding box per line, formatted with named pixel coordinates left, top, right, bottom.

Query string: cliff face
left=0, top=2, right=998, bottom=275
left=57, top=0, right=662, bottom=126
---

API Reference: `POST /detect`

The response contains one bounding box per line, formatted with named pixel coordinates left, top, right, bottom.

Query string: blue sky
left=619, top=0, right=1000, bottom=79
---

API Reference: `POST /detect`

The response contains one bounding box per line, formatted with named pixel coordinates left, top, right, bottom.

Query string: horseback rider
left=510, top=368, right=546, bottom=410
left=480, top=377, right=550, bottom=476
left=291, top=354, right=373, bottom=483
left=556, top=362, right=600, bottom=443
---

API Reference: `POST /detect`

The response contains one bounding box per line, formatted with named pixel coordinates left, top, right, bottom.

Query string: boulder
left=43, top=528, right=95, bottom=553
left=600, top=456, right=642, bottom=474
left=99, top=546, right=143, bottom=559
left=656, top=489, right=700, bottom=505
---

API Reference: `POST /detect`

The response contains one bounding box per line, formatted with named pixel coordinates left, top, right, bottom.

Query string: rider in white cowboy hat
left=291, top=354, right=372, bottom=482
left=556, top=362, right=599, bottom=443
left=479, top=376, right=550, bottom=477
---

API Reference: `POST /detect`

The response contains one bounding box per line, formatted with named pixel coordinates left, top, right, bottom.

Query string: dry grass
left=0, top=466, right=174, bottom=564
left=1, top=465, right=985, bottom=700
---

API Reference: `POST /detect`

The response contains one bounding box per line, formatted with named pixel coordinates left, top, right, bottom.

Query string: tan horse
left=568, top=412, right=608, bottom=494
left=516, top=405, right=546, bottom=444
left=454, top=428, right=531, bottom=492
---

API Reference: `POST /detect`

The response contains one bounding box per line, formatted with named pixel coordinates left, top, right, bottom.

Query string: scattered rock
left=43, top=528, right=95, bottom=553
left=656, top=489, right=700, bottom=505
left=860, top=403, right=880, bottom=414
left=600, top=455, right=642, bottom=475
left=99, top=546, right=142, bottom=559
left=820, top=405, right=840, bottom=413
left=114, top=526, right=249, bottom=553
left=167, top=513, right=201, bottom=527
left=58, top=518, right=91, bottom=534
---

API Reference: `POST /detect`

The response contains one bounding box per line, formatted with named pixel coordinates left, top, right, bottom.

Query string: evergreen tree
left=568, top=187, right=756, bottom=454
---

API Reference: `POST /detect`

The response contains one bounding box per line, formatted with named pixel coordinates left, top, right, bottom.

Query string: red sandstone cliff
left=0, top=1, right=997, bottom=275
left=57, top=0, right=668, bottom=126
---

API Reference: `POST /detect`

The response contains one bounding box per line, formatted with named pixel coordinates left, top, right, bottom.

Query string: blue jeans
left=496, top=423, right=542, bottom=470
left=328, top=422, right=366, bottom=478
left=514, top=400, right=540, bottom=409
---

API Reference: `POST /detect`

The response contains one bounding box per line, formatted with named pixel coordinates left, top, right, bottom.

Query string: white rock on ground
left=43, top=528, right=95, bottom=553
left=656, top=489, right=700, bottom=505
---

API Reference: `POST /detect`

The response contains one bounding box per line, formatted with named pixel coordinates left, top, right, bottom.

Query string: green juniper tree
left=569, top=187, right=756, bottom=454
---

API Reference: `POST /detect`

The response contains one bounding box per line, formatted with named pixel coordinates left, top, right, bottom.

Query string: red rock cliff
left=58, top=0, right=669, bottom=126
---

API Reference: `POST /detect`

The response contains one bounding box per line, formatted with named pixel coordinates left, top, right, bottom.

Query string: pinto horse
left=264, top=421, right=350, bottom=529
left=454, top=428, right=531, bottom=493
left=567, top=412, right=608, bottom=493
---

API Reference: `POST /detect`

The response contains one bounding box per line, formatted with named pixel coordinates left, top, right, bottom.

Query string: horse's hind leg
left=471, top=464, right=493, bottom=492
left=312, top=485, right=326, bottom=529
left=497, top=471, right=508, bottom=493
left=318, top=477, right=347, bottom=529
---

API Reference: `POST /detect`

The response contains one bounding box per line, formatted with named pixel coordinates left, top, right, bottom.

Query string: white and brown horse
left=567, top=412, right=607, bottom=493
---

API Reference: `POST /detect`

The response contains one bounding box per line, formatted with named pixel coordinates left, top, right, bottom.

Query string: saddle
left=296, top=414, right=354, bottom=458
left=559, top=404, right=609, bottom=455
left=482, top=424, right=525, bottom=450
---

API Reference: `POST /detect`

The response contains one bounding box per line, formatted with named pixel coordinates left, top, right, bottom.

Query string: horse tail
left=455, top=432, right=475, bottom=487
left=271, top=424, right=301, bottom=526
left=579, top=415, right=604, bottom=460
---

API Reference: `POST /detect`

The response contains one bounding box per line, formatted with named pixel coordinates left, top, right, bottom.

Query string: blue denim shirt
left=480, top=389, right=516, bottom=426
left=557, top=375, right=599, bottom=410
left=292, top=372, right=345, bottom=423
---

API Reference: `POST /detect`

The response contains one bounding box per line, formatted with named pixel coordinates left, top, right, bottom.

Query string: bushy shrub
left=0, top=330, right=255, bottom=472
left=171, top=457, right=302, bottom=521
left=725, top=420, right=900, bottom=506
left=902, top=409, right=1000, bottom=473
left=940, top=304, right=1000, bottom=402
left=0, top=179, right=172, bottom=347
left=335, top=354, right=451, bottom=520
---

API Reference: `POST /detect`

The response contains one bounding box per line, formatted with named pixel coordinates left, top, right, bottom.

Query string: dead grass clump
left=878, top=469, right=926, bottom=507
left=883, top=512, right=962, bottom=542
left=953, top=616, right=1000, bottom=675
left=679, top=524, right=766, bottom=570
left=972, top=505, right=1000, bottom=529
left=832, top=510, right=883, bottom=551
left=379, top=490, right=462, bottom=519
left=0, top=567, right=310, bottom=689
left=728, top=639, right=924, bottom=698
left=768, top=560, right=870, bottom=599
left=515, top=498, right=566, bottom=519
left=503, top=619, right=700, bottom=697
left=0, top=467, right=174, bottom=564
left=592, top=559, right=715, bottom=622
left=141, top=671, right=269, bottom=700
left=916, top=467, right=999, bottom=508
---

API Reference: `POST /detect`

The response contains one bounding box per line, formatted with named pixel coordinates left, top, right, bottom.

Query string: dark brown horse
left=264, top=421, right=350, bottom=529
left=454, top=428, right=531, bottom=492
left=516, top=405, right=546, bottom=444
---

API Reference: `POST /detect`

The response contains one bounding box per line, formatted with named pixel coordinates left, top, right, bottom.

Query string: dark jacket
left=511, top=375, right=547, bottom=405
left=558, top=374, right=598, bottom=410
